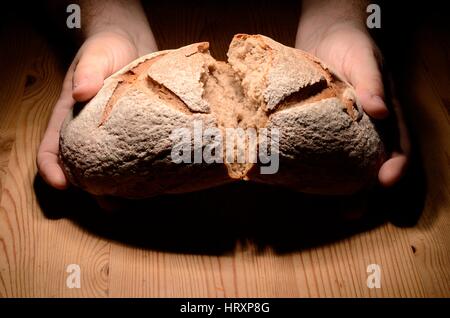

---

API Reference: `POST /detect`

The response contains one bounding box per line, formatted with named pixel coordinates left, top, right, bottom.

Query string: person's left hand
left=296, top=21, right=409, bottom=187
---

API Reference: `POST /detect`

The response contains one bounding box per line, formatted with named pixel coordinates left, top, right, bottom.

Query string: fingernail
left=73, top=79, right=86, bottom=91
left=372, top=95, right=384, bottom=105
left=371, top=95, right=389, bottom=118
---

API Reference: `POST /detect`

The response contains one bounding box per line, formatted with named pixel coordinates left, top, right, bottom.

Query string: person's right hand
left=37, top=30, right=157, bottom=189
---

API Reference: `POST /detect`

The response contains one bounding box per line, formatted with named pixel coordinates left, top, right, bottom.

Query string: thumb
left=72, top=51, right=112, bottom=102
left=349, top=46, right=389, bottom=119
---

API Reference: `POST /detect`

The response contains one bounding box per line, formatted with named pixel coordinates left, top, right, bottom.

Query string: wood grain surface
left=0, top=2, right=448, bottom=298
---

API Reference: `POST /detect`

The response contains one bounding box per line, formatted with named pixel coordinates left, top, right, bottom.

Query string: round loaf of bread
left=59, top=34, right=385, bottom=198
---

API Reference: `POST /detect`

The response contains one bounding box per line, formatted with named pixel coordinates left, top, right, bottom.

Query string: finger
left=37, top=151, right=68, bottom=190
left=349, top=46, right=389, bottom=119
left=378, top=152, right=408, bottom=187
left=378, top=76, right=411, bottom=187
left=37, top=67, right=75, bottom=189
left=356, top=87, right=388, bottom=119
left=37, top=97, right=74, bottom=189
left=72, top=50, right=111, bottom=102
left=389, top=77, right=411, bottom=157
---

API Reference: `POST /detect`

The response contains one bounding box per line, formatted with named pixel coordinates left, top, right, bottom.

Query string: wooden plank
left=401, top=25, right=450, bottom=297
left=0, top=3, right=448, bottom=298
left=0, top=22, right=111, bottom=298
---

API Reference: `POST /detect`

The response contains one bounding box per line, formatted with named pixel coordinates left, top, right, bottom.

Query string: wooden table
left=0, top=2, right=448, bottom=297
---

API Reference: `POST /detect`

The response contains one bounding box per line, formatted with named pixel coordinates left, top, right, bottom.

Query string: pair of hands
left=37, top=23, right=409, bottom=190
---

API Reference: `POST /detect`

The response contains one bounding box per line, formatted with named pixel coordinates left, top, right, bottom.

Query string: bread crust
left=59, top=35, right=385, bottom=197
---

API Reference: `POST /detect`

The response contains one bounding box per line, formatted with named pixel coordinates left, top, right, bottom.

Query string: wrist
left=296, top=15, right=368, bottom=51
left=296, top=0, right=368, bottom=50
left=85, top=23, right=157, bottom=54
left=81, top=0, right=157, bottom=53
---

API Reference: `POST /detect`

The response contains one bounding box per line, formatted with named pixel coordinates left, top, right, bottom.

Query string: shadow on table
left=33, top=154, right=426, bottom=255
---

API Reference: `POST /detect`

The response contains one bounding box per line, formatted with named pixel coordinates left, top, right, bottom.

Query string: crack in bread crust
left=140, top=77, right=194, bottom=115
left=99, top=54, right=167, bottom=126
left=272, top=78, right=361, bottom=120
